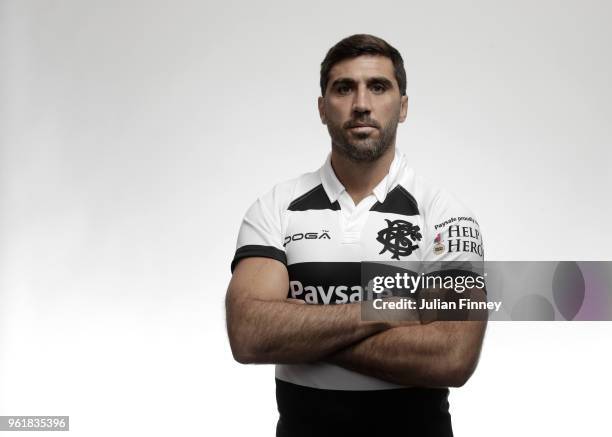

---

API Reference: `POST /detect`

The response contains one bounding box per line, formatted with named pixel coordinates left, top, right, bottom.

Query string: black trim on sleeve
left=231, top=245, right=287, bottom=272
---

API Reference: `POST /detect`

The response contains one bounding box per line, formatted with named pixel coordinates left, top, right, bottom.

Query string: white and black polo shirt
left=231, top=149, right=484, bottom=391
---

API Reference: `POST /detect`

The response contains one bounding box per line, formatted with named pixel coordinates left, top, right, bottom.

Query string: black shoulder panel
left=288, top=184, right=340, bottom=211
left=370, top=184, right=419, bottom=216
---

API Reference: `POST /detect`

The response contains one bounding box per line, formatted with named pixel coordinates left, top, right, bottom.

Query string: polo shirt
left=231, top=149, right=484, bottom=392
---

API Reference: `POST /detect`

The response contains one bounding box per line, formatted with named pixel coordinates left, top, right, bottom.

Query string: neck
left=330, top=145, right=396, bottom=205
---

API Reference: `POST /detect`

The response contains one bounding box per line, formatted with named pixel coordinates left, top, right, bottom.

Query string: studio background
left=1, top=0, right=610, bottom=435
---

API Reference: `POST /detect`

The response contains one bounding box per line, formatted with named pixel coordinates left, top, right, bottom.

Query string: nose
left=352, top=85, right=371, bottom=115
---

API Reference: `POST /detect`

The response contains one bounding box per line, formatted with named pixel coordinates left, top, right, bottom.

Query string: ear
left=317, top=96, right=327, bottom=125
left=399, top=95, right=408, bottom=123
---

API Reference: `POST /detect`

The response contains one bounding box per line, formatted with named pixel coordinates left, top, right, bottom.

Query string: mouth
left=346, top=120, right=379, bottom=129
left=347, top=125, right=377, bottom=134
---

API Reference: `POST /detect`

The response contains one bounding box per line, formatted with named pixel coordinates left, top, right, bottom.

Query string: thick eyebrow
left=330, top=78, right=357, bottom=89
left=329, top=76, right=394, bottom=90
left=367, top=77, right=394, bottom=88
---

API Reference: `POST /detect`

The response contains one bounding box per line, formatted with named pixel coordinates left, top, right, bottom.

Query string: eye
left=370, top=83, right=387, bottom=94
left=336, top=85, right=352, bottom=95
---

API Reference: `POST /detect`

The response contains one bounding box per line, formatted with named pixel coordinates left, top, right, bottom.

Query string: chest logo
left=376, top=219, right=422, bottom=259
left=284, top=230, right=331, bottom=247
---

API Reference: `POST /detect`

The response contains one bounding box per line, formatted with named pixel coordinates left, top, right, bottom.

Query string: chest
left=283, top=202, right=424, bottom=304
left=284, top=208, right=424, bottom=264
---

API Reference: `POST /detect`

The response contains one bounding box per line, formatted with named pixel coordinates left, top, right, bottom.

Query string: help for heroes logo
left=434, top=216, right=483, bottom=257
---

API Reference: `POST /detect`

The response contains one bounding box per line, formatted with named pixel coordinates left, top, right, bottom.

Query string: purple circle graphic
left=511, top=294, right=555, bottom=321
left=552, top=261, right=585, bottom=320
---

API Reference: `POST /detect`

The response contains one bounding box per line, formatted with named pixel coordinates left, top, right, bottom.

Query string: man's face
left=318, top=55, right=408, bottom=162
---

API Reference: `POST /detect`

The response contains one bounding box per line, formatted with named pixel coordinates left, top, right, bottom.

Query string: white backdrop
left=1, top=0, right=611, bottom=435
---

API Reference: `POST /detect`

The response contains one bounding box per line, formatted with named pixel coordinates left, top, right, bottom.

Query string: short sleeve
left=231, top=191, right=287, bottom=272
left=422, top=189, right=484, bottom=263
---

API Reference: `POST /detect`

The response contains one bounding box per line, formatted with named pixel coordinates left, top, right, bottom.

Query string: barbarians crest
left=376, top=219, right=422, bottom=260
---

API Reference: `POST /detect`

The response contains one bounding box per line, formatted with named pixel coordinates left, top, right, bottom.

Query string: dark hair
left=320, top=34, right=407, bottom=96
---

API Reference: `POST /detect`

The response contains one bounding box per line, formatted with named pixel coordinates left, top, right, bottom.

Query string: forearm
left=328, top=320, right=486, bottom=387
left=226, top=296, right=389, bottom=364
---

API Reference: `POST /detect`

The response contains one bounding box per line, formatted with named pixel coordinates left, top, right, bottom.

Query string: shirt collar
left=319, top=149, right=403, bottom=204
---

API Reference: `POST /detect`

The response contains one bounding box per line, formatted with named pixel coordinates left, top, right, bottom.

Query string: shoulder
left=404, top=170, right=484, bottom=260
left=249, top=170, right=323, bottom=214
left=399, top=168, right=478, bottom=225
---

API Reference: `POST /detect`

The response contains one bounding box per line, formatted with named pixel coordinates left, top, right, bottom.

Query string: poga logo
left=284, top=230, right=331, bottom=247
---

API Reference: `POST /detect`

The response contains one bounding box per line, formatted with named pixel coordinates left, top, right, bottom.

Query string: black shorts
left=275, top=378, right=453, bottom=437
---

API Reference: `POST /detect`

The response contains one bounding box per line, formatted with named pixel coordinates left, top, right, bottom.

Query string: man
left=226, top=34, right=486, bottom=436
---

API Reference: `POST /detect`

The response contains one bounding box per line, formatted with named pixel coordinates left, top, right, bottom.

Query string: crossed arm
left=225, top=257, right=487, bottom=388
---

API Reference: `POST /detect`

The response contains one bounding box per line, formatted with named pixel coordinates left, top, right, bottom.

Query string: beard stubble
left=327, top=113, right=400, bottom=163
